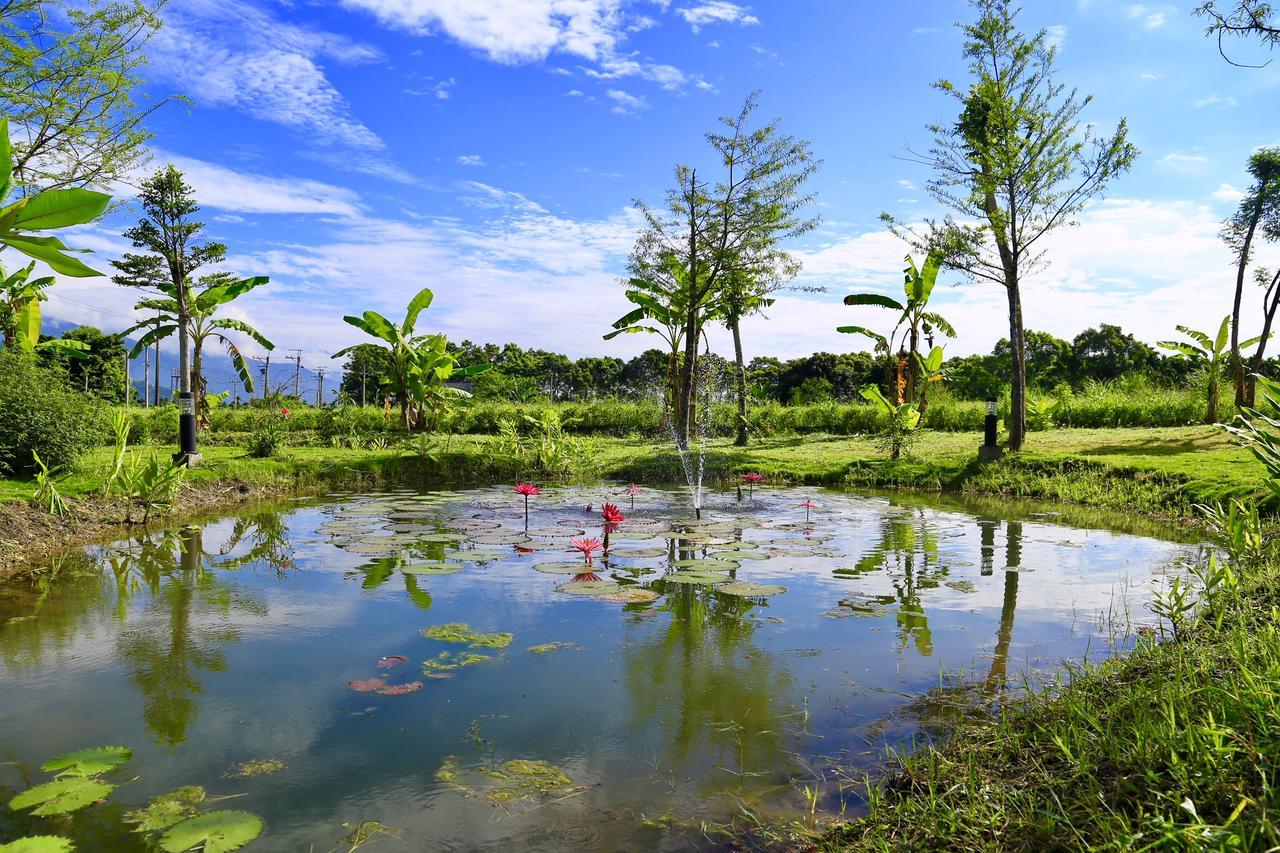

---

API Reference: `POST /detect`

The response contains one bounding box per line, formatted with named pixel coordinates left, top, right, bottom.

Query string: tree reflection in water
left=115, top=525, right=260, bottom=747
left=624, top=571, right=798, bottom=807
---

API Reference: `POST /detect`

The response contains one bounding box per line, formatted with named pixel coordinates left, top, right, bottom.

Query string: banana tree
left=332, top=288, right=490, bottom=430
left=910, top=345, right=947, bottom=414
left=839, top=251, right=956, bottom=405
left=861, top=383, right=922, bottom=460
left=0, top=117, right=110, bottom=277
left=406, top=332, right=491, bottom=431
left=0, top=261, right=85, bottom=359
left=1159, top=315, right=1265, bottom=424
left=123, top=273, right=274, bottom=428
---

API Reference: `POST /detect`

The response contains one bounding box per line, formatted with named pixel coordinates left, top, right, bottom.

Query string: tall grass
left=116, top=379, right=1226, bottom=444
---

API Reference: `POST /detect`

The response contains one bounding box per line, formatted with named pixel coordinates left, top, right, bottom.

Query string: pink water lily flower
left=513, top=483, right=540, bottom=527
left=800, top=499, right=818, bottom=522
left=570, top=536, right=603, bottom=564
left=742, top=472, right=763, bottom=499
left=624, top=483, right=641, bottom=508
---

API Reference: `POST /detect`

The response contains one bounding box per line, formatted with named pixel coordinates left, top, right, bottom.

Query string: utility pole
left=153, top=312, right=161, bottom=407
left=288, top=349, right=302, bottom=398
left=315, top=367, right=326, bottom=408
left=259, top=353, right=271, bottom=400
left=143, top=346, right=150, bottom=407
left=124, top=352, right=131, bottom=405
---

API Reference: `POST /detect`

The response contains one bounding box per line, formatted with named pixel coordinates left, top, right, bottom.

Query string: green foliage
left=115, top=451, right=185, bottom=524
left=157, top=811, right=264, bottom=853
left=0, top=118, right=112, bottom=275
left=0, top=351, right=103, bottom=475
left=9, top=776, right=114, bottom=816
left=41, top=746, right=132, bottom=777
left=246, top=400, right=290, bottom=458
left=860, top=384, right=921, bottom=459
left=125, top=787, right=207, bottom=832
left=0, top=837, right=73, bottom=852
left=30, top=450, right=70, bottom=518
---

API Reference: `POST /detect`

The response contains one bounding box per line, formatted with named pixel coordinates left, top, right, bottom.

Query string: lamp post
left=979, top=396, right=1003, bottom=462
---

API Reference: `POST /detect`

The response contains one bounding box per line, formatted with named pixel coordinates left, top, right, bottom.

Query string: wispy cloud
left=1194, top=94, right=1239, bottom=109
left=1157, top=150, right=1210, bottom=169
left=607, top=88, right=649, bottom=114
left=677, top=2, right=760, bottom=32
left=1045, top=24, right=1068, bottom=48
left=1126, top=4, right=1172, bottom=30
left=150, top=0, right=383, bottom=150
left=456, top=154, right=485, bottom=167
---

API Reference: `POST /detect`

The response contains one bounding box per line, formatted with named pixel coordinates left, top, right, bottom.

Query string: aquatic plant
left=513, top=482, right=540, bottom=527
left=800, top=499, right=818, bottom=522
left=570, top=536, right=603, bottom=564
left=226, top=759, right=286, bottom=779
left=602, top=502, right=625, bottom=524
left=742, top=471, right=763, bottom=499
left=422, top=622, right=513, bottom=649
left=625, top=483, right=642, bottom=508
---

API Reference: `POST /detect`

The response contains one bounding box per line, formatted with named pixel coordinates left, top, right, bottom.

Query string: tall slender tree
left=885, top=0, right=1137, bottom=451
left=625, top=93, right=819, bottom=446
left=1223, top=148, right=1280, bottom=406
left=111, top=165, right=225, bottom=419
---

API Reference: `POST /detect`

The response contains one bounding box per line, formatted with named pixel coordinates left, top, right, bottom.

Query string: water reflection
left=624, top=583, right=798, bottom=803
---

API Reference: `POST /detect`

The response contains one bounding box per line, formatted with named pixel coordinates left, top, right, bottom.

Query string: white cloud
left=1194, top=94, right=1239, bottom=109
left=1126, top=4, right=1172, bottom=30
left=1211, top=183, right=1244, bottom=203
left=677, top=2, right=760, bottom=32
left=1045, top=24, right=1068, bottom=48
left=607, top=88, right=649, bottom=114
left=1157, top=151, right=1210, bottom=170
left=148, top=153, right=363, bottom=217
left=1140, top=71, right=1161, bottom=81
left=339, top=0, right=628, bottom=63
left=456, top=154, right=485, bottom=167
left=404, top=76, right=456, bottom=99
left=150, top=0, right=383, bottom=150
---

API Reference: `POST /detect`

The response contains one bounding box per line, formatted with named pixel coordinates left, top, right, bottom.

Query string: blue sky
left=42, top=0, right=1280, bottom=373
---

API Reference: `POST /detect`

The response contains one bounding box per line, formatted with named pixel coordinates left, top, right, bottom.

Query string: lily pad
left=398, top=562, right=464, bottom=575
left=0, top=838, right=74, bottom=853
left=227, top=759, right=285, bottom=779
left=533, top=562, right=590, bottom=574
left=945, top=580, right=978, bottom=593
left=158, top=811, right=264, bottom=853
left=555, top=581, right=659, bottom=602
left=607, top=547, right=667, bottom=559
left=526, top=642, right=581, bottom=654
left=41, top=745, right=131, bottom=777
left=669, top=558, right=739, bottom=571
left=377, top=655, right=409, bottom=669
left=125, top=786, right=206, bottom=832
left=422, top=651, right=491, bottom=672
left=434, top=756, right=577, bottom=807
left=10, top=777, right=114, bottom=816
left=422, top=623, right=513, bottom=649
left=348, top=678, right=385, bottom=693
left=375, top=681, right=424, bottom=695
left=661, top=571, right=726, bottom=585
left=717, top=582, right=787, bottom=597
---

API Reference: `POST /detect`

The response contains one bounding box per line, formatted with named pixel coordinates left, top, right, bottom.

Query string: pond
left=0, top=484, right=1202, bottom=850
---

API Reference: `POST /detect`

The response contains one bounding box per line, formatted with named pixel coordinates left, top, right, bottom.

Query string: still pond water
left=0, top=485, right=1201, bottom=850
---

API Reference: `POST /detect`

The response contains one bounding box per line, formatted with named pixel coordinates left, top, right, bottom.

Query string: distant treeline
left=337, top=323, right=1273, bottom=406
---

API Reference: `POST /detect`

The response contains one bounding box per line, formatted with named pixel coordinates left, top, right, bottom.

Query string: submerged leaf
left=422, top=623, right=513, bottom=649
left=375, top=681, right=424, bottom=695
left=347, top=678, right=386, bottom=693
left=716, top=582, right=786, bottom=597
left=158, top=811, right=264, bottom=853
left=125, top=786, right=207, bottom=832
left=227, top=759, right=286, bottom=779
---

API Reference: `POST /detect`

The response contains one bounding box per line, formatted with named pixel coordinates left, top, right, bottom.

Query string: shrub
left=0, top=352, right=104, bottom=475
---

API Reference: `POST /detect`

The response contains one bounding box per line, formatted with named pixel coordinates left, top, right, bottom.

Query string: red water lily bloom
left=625, top=484, right=642, bottom=495
left=602, top=503, right=625, bottom=524
left=513, top=483, right=540, bottom=496
left=570, top=571, right=602, bottom=583
left=742, top=472, right=763, bottom=483
left=800, top=499, right=818, bottom=522
left=570, top=536, right=603, bottom=564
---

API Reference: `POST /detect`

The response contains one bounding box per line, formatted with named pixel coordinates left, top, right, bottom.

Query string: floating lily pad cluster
left=4, top=746, right=266, bottom=852
left=435, top=755, right=579, bottom=807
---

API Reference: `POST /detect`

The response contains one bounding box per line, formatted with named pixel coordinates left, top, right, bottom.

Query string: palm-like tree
left=839, top=251, right=956, bottom=406
left=124, top=273, right=274, bottom=428
left=1159, top=316, right=1264, bottom=424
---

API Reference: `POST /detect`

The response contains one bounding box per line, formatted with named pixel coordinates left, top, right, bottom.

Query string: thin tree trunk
left=1245, top=269, right=1280, bottom=408
left=1007, top=281, right=1027, bottom=451
left=730, top=316, right=749, bottom=446
left=1231, top=210, right=1262, bottom=407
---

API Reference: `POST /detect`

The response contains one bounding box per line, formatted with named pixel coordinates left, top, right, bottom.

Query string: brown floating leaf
left=347, top=678, right=386, bottom=693
left=376, top=655, right=409, bottom=669
left=375, top=681, right=424, bottom=696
